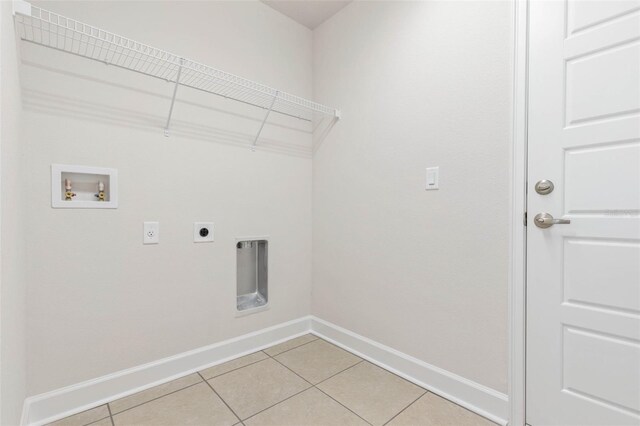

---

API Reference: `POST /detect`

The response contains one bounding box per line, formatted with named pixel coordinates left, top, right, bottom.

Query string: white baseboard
left=310, top=316, right=509, bottom=425
left=22, top=316, right=312, bottom=426
left=22, top=315, right=508, bottom=426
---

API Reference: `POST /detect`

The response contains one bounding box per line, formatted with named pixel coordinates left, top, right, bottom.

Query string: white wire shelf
left=12, top=1, right=340, bottom=142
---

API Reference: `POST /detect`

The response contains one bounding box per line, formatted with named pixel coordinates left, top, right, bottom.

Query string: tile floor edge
left=21, top=315, right=508, bottom=426
left=309, top=316, right=509, bottom=425
left=21, top=316, right=313, bottom=426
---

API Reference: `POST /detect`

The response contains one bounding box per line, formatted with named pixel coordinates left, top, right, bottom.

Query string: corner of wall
left=1, top=1, right=28, bottom=424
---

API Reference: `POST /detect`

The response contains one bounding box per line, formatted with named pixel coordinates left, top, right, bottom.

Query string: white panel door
left=527, top=1, right=640, bottom=425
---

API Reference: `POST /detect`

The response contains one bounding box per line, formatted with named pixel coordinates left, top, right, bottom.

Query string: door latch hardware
left=535, top=180, right=554, bottom=195
left=534, top=212, right=571, bottom=229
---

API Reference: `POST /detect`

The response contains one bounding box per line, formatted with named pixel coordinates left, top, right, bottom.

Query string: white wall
left=21, top=1, right=314, bottom=395
left=10, top=0, right=514, bottom=410
left=312, top=1, right=512, bottom=393
left=1, top=1, right=28, bottom=424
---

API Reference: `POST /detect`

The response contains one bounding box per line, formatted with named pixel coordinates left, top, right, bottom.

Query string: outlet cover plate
left=143, top=222, right=159, bottom=244
left=194, top=222, right=214, bottom=243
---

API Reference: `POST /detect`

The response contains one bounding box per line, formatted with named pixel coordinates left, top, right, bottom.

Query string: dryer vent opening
left=236, top=239, right=268, bottom=312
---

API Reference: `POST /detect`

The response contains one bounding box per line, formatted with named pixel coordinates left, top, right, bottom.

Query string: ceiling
left=261, top=1, right=352, bottom=29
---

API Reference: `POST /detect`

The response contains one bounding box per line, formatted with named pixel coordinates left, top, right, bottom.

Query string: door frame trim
left=509, top=0, right=529, bottom=424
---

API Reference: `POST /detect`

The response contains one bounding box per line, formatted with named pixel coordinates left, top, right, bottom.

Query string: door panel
left=564, top=327, right=640, bottom=413
left=527, top=0, right=640, bottom=425
left=566, top=43, right=639, bottom=124
left=568, top=0, right=640, bottom=34
left=564, top=239, right=640, bottom=312
left=565, top=142, right=640, bottom=213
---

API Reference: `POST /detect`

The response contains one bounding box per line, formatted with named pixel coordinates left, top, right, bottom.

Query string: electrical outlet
left=194, top=222, right=214, bottom=243
left=143, top=222, right=159, bottom=244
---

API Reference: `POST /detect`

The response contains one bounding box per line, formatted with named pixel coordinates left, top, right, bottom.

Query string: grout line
left=57, top=338, right=314, bottom=425
left=368, top=360, right=427, bottom=393
left=313, top=386, right=374, bottom=426
left=265, top=337, right=424, bottom=426
left=208, top=340, right=319, bottom=423
left=302, top=339, right=478, bottom=426
left=312, top=334, right=429, bottom=394
left=106, top=403, right=115, bottom=426
left=198, top=372, right=242, bottom=424
left=314, top=359, right=364, bottom=387
left=357, top=358, right=428, bottom=391
left=304, top=344, right=431, bottom=426
left=264, top=335, right=318, bottom=357
left=381, top=390, right=428, bottom=426
left=84, top=414, right=112, bottom=426
left=267, top=355, right=372, bottom=425
left=426, top=391, right=499, bottom=424
left=240, top=386, right=311, bottom=423
left=201, top=351, right=271, bottom=381
left=51, top=407, right=111, bottom=426
left=265, top=334, right=362, bottom=387
left=268, top=355, right=314, bottom=387
left=267, top=337, right=374, bottom=424
left=108, top=380, right=203, bottom=416
left=54, top=333, right=481, bottom=426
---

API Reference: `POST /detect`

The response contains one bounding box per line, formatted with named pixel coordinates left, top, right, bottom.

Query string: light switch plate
left=194, top=222, right=214, bottom=243
left=426, top=167, right=439, bottom=190
left=143, top=222, right=159, bottom=244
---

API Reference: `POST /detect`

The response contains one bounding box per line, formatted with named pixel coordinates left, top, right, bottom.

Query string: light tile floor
left=48, top=335, right=495, bottom=426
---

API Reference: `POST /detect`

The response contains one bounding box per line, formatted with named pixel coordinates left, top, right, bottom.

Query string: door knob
left=533, top=212, right=571, bottom=228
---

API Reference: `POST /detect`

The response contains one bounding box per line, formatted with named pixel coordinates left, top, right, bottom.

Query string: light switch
left=426, top=167, right=439, bottom=190
left=143, top=222, right=159, bottom=244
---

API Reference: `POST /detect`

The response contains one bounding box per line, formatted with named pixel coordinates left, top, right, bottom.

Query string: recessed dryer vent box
left=236, top=238, right=268, bottom=315
left=51, top=164, right=118, bottom=209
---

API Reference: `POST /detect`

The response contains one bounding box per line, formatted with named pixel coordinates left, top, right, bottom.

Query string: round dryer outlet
left=194, top=222, right=214, bottom=243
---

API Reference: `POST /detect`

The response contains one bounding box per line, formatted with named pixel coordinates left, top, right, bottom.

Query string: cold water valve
left=94, top=181, right=106, bottom=201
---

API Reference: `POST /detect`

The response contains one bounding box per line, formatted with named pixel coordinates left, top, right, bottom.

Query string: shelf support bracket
left=13, top=0, right=32, bottom=16
left=251, top=91, right=278, bottom=151
left=164, top=58, right=184, bottom=137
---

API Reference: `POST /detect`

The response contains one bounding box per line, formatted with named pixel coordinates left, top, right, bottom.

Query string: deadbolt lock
left=535, top=179, right=554, bottom=195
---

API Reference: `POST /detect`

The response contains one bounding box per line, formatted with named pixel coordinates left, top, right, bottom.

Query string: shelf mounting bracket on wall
left=164, top=58, right=184, bottom=137
left=252, top=92, right=278, bottom=151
